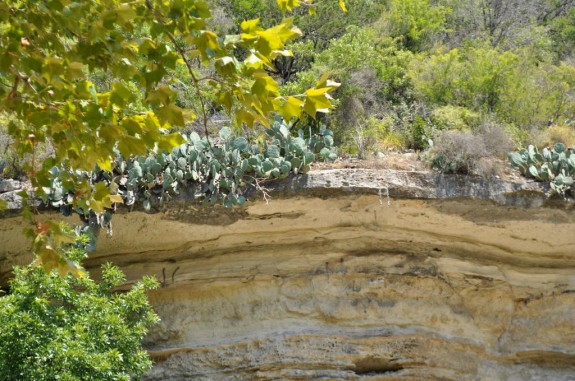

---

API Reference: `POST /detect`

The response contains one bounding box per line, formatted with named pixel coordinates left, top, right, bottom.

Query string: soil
left=311, top=151, right=521, bottom=181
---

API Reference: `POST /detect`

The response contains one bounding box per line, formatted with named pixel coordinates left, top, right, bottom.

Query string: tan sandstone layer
left=1, top=169, right=574, bottom=380
left=109, top=197, right=575, bottom=380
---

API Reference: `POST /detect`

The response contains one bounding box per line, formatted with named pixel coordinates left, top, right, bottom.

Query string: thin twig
left=250, top=176, right=272, bottom=204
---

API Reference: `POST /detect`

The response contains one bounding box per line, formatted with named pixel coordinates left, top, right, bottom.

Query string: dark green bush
left=0, top=262, right=159, bottom=381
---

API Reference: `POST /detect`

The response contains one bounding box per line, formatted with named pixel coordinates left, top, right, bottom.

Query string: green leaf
left=118, top=136, right=148, bottom=157
left=156, top=104, right=185, bottom=127
left=110, top=82, right=137, bottom=107
left=528, top=165, right=539, bottom=179
left=290, top=157, right=302, bottom=169
left=146, top=86, right=177, bottom=106
left=177, top=157, right=187, bottom=170
left=262, top=160, right=274, bottom=172
left=190, top=132, right=205, bottom=149
left=555, top=143, right=566, bottom=153
left=304, top=151, right=315, bottom=165
left=219, top=127, right=233, bottom=140
left=320, top=147, right=331, bottom=159
left=266, top=145, right=280, bottom=158
left=231, top=137, right=249, bottom=152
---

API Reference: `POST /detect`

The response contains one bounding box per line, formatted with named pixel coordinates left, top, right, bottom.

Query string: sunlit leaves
left=240, top=17, right=302, bottom=60
left=0, top=0, right=344, bottom=272
left=277, top=0, right=301, bottom=12
left=0, top=262, right=159, bottom=379
left=275, top=96, right=305, bottom=120
left=31, top=221, right=85, bottom=277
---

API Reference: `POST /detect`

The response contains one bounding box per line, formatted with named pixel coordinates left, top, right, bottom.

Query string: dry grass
left=312, top=151, right=517, bottom=180
left=311, top=152, right=428, bottom=171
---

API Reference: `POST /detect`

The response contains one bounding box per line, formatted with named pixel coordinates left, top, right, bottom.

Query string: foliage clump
left=429, top=122, right=513, bottom=175
left=509, top=143, right=575, bottom=196
left=0, top=263, right=159, bottom=381
left=42, top=120, right=336, bottom=225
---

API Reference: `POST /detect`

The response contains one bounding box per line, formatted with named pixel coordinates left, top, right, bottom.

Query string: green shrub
left=430, top=105, right=480, bottom=131
left=382, top=0, right=451, bottom=51
left=429, top=130, right=487, bottom=174
left=0, top=263, right=159, bottom=381
left=347, top=116, right=389, bottom=158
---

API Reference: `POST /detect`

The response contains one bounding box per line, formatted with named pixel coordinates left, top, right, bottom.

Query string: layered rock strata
left=1, top=169, right=574, bottom=380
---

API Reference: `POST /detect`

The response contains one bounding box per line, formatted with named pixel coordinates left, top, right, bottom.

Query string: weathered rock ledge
left=263, top=168, right=552, bottom=207
left=0, top=168, right=556, bottom=214
left=1, top=169, right=574, bottom=380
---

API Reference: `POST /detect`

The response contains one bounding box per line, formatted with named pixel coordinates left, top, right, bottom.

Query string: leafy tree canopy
left=0, top=0, right=345, bottom=272
left=0, top=262, right=159, bottom=380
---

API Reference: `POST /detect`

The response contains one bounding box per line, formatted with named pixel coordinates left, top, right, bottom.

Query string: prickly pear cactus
left=508, top=143, right=575, bottom=197
left=43, top=120, right=338, bottom=225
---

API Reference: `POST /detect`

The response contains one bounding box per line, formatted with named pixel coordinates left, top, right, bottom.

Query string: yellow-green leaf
left=118, top=135, right=148, bottom=157
left=97, top=157, right=112, bottom=172
left=157, top=133, right=186, bottom=152
left=196, top=31, right=220, bottom=60
left=275, top=96, right=303, bottom=120
left=241, top=19, right=261, bottom=33
left=254, top=18, right=301, bottom=56
left=252, top=73, right=279, bottom=97
left=93, top=181, right=109, bottom=202
left=316, top=72, right=332, bottom=88
left=35, top=245, right=61, bottom=273
left=67, top=61, right=85, bottom=79
left=276, top=0, right=300, bottom=12
left=156, top=104, right=185, bottom=127
left=305, top=87, right=332, bottom=97
left=245, top=52, right=263, bottom=69
left=108, top=194, right=123, bottom=204
left=146, top=86, right=177, bottom=106
left=217, top=91, right=233, bottom=112
left=236, top=109, right=256, bottom=127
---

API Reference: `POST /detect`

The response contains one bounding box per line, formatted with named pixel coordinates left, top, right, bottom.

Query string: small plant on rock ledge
left=43, top=119, right=336, bottom=213
left=428, top=123, right=513, bottom=176
left=508, top=143, right=575, bottom=197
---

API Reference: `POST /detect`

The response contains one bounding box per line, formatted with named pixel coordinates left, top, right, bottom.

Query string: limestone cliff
left=1, top=170, right=575, bottom=380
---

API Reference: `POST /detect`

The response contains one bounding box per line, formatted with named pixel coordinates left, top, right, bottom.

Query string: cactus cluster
left=43, top=119, right=337, bottom=225
left=508, top=143, right=575, bottom=196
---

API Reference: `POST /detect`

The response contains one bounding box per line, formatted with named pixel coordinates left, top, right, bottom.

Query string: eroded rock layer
left=92, top=196, right=575, bottom=380
left=1, top=170, right=575, bottom=380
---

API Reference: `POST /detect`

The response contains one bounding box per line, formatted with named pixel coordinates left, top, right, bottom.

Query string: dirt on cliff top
left=311, top=152, right=521, bottom=181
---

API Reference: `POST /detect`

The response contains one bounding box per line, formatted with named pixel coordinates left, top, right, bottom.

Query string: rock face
left=1, top=169, right=575, bottom=380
